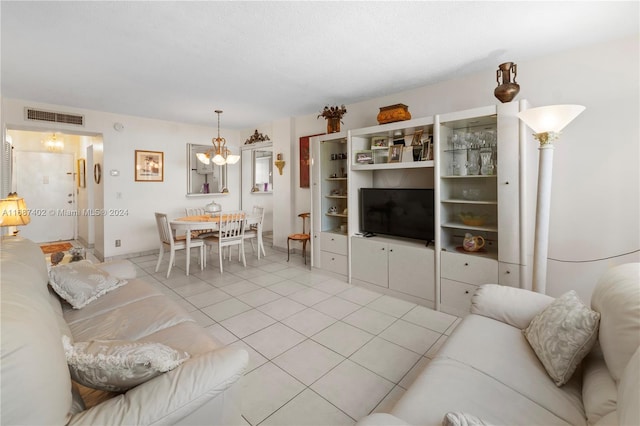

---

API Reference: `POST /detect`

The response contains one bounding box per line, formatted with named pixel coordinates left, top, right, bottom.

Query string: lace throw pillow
left=62, top=335, right=190, bottom=392
left=442, top=412, right=493, bottom=426
left=523, top=290, right=600, bottom=386
left=49, top=260, right=128, bottom=309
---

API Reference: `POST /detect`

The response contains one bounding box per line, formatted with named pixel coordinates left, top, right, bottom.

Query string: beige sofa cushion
left=617, top=347, right=640, bottom=426
left=582, top=344, right=617, bottom=425
left=49, top=260, right=128, bottom=309
left=591, top=263, right=640, bottom=382
left=523, top=290, right=600, bottom=386
left=62, top=336, right=189, bottom=392
left=1, top=237, right=73, bottom=425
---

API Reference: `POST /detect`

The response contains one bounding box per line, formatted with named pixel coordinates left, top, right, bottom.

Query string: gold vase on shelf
left=494, top=62, right=520, bottom=103
left=318, top=105, right=347, bottom=134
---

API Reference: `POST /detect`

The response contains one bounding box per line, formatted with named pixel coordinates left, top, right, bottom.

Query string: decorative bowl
left=459, top=212, right=487, bottom=226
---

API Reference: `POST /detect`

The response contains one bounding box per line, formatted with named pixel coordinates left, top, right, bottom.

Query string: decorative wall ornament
left=377, top=104, right=411, bottom=124
left=274, top=153, right=285, bottom=175
left=494, top=62, right=520, bottom=103
left=244, top=129, right=271, bottom=145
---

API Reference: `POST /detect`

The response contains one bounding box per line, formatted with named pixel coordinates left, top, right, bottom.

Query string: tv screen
left=359, top=188, right=435, bottom=242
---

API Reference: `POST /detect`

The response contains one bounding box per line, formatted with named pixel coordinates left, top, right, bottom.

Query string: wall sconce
left=0, top=192, right=31, bottom=236
left=274, top=153, right=285, bottom=175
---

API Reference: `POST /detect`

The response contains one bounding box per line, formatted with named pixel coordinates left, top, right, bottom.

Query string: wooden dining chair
left=201, top=211, right=246, bottom=273
left=287, top=212, right=311, bottom=264
left=243, top=206, right=266, bottom=259
left=184, top=207, right=217, bottom=238
left=154, top=212, right=205, bottom=278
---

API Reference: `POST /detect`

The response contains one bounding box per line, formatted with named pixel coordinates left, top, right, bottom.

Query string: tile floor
left=101, top=242, right=460, bottom=425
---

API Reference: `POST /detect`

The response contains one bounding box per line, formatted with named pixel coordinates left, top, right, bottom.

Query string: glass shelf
left=326, top=195, right=347, bottom=199
left=441, top=222, right=498, bottom=233
left=326, top=177, right=347, bottom=181
left=326, top=212, right=348, bottom=218
left=442, top=199, right=497, bottom=205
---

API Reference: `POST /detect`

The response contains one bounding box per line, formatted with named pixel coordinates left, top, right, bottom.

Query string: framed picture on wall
left=77, top=158, right=86, bottom=188
left=299, top=133, right=322, bottom=188
left=135, top=150, right=164, bottom=182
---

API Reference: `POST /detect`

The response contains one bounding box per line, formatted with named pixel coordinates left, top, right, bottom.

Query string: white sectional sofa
left=357, top=263, right=639, bottom=426
left=1, top=237, right=248, bottom=425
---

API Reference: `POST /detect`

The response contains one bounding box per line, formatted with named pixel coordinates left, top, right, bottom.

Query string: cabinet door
left=388, top=244, right=435, bottom=301
left=497, top=102, right=521, bottom=264
left=320, top=232, right=347, bottom=256
left=498, top=262, right=521, bottom=288
left=440, top=278, right=477, bottom=316
left=441, top=251, right=498, bottom=285
left=320, top=251, right=348, bottom=276
left=351, top=237, right=388, bottom=287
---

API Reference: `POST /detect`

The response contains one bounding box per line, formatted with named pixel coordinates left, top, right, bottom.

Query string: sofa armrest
left=95, top=259, right=137, bottom=279
left=470, top=284, right=555, bottom=329
left=68, top=346, right=248, bottom=426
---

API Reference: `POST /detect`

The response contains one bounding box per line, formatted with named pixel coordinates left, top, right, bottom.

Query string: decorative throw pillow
left=49, top=260, right=128, bottom=309
left=523, top=290, right=600, bottom=386
left=62, top=335, right=189, bottom=392
left=442, top=412, right=493, bottom=426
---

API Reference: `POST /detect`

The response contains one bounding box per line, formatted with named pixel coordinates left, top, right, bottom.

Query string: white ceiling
left=1, top=1, right=638, bottom=129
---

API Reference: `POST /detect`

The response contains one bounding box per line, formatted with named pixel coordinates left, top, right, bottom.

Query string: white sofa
left=1, top=237, right=249, bottom=425
left=358, top=263, right=639, bottom=426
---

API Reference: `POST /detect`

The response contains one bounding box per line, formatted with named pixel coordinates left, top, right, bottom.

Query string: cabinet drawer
left=498, top=262, right=521, bottom=288
left=441, top=251, right=498, bottom=285
left=320, top=232, right=347, bottom=256
left=440, top=278, right=477, bottom=315
left=320, top=251, right=348, bottom=276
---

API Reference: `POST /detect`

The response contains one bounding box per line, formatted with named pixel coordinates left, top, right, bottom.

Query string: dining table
left=170, top=212, right=261, bottom=276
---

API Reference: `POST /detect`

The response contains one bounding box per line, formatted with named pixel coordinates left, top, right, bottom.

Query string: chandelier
left=196, top=110, right=240, bottom=166
left=43, top=133, right=64, bottom=151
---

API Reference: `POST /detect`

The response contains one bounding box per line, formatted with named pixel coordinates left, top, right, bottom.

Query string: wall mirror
left=186, top=143, right=224, bottom=196
left=252, top=148, right=273, bottom=193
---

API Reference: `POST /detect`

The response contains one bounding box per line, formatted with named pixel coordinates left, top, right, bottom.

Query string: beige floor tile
left=268, top=280, right=309, bottom=296
left=288, top=287, right=332, bottom=307
left=372, top=385, right=405, bottom=414
left=398, top=357, right=431, bottom=390
left=261, top=388, right=355, bottom=426
left=367, top=295, right=416, bottom=318
left=239, top=362, right=305, bottom=425
left=311, top=359, right=394, bottom=420
left=243, top=323, right=306, bottom=359
left=379, top=319, right=442, bottom=354
left=402, top=305, right=457, bottom=333
left=343, top=307, right=397, bottom=335
left=350, top=337, right=420, bottom=383
left=312, top=321, right=373, bottom=357
left=236, top=287, right=281, bottom=307
left=257, top=297, right=307, bottom=321
left=313, top=296, right=361, bottom=319
left=185, top=287, right=230, bottom=308
left=281, top=308, right=337, bottom=337
left=220, top=309, right=276, bottom=339
left=338, top=286, right=383, bottom=305
left=273, top=339, right=345, bottom=386
left=201, top=297, right=252, bottom=322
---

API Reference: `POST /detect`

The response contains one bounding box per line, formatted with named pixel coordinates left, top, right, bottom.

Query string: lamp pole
left=518, top=105, right=585, bottom=294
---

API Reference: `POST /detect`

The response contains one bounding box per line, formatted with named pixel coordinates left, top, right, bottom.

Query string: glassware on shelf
left=467, top=148, right=480, bottom=175
left=480, top=148, right=494, bottom=175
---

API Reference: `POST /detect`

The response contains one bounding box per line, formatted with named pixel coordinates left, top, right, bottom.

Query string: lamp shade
left=0, top=193, right=31, bottom=227
left=226, top=154, right=240, bottom=165
left=517, top=105, right=585, bottom=134
left=196, top=152, right=211, bottom=165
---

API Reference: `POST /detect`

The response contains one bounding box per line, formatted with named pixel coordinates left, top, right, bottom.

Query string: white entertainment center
left=311, top=101, right=530, bottom=316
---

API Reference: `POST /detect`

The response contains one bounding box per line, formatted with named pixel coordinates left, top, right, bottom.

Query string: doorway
left=6, top=128, right=101, bottom=245
left=13, top=151, right=75, bottom=242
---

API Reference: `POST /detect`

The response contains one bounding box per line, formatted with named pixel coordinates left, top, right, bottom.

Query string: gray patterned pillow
left=524, top=290, right=600, bottom=386
left=49, top=260, right=128, bottom=309
left=62, top=335, right=190, bottom=392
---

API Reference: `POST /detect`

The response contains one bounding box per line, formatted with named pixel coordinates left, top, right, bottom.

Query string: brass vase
left=327, top=117, right=341, bottom=133
left=494, top=62, right=520, bottom=103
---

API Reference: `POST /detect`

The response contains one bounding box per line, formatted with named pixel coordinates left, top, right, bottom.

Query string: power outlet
left=115, top=239, right=121, bottom=247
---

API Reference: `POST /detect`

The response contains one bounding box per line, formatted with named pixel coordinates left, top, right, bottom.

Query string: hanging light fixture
left=196, top=110, right=241, bottom=166
left=43, top=133, right=64, bottom=152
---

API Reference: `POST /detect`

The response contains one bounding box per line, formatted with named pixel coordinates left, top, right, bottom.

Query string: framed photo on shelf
left=422, top=135, right=434, bottom=160
left=77, top=158, right=86, bottom=188
left=355, top=150, right=374, bottom=164
left=388, top=145, right=403, bottom=163
left=135, top=150, right=164, bottom=182
left=370, top=136, right=388, bottom=149
left=411, top=130, right=424, bottom=146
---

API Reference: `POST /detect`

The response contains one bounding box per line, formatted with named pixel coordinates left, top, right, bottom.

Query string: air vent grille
left=25, top=108, right=84, bottom=126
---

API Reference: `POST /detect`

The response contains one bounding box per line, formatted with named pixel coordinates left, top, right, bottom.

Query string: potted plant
left=318, top=105, right=347, bottom=133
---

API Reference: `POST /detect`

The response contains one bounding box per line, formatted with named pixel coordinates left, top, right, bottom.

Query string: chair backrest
left=298, top=212, right=310, bottom=234
left=251, top=206, right=265, bottom=227
left=217, top=211, right=246, bottom=242
left=154, top=212, right=174, bottom=247
left=185, top=207, right=206, bottom=217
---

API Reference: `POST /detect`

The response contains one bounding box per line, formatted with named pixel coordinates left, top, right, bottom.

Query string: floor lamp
left=517, top=105, right=585, bottom=294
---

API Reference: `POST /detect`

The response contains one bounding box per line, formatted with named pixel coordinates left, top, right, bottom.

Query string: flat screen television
left=359, top=188, right=435, bottom=242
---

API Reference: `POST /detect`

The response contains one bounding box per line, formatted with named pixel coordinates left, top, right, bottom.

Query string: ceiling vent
left=24, top=107, right=85, bottom=126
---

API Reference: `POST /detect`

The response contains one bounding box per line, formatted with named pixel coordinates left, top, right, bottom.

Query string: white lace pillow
left=49, top=260, right=128, bottom=309
left=442, top=412, right=493, bottom=426
left=524, top=290, right=600, bottom=386
left=62, top=336, right=189, bottom=392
